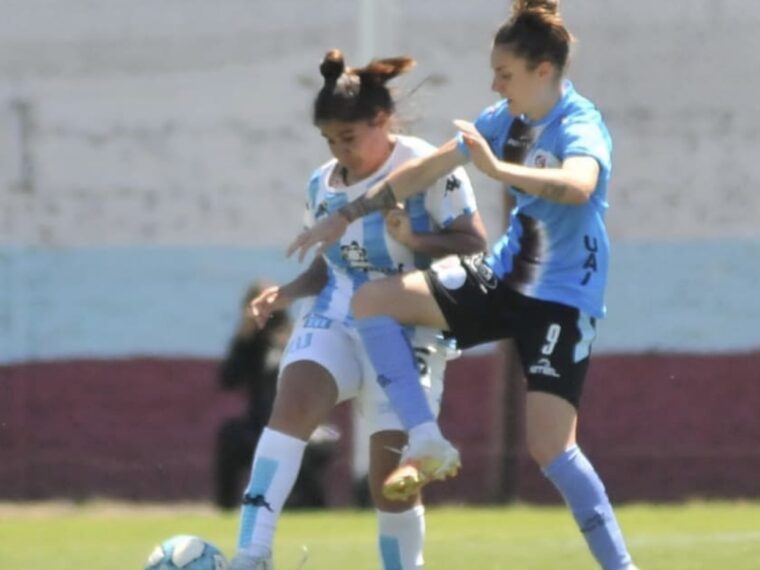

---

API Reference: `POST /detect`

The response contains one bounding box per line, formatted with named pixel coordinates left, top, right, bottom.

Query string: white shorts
left=279, top=315, right=446, bottom=435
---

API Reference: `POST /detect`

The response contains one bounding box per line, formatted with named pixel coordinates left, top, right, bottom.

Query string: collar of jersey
left=324, top=136, right=401, bottom=196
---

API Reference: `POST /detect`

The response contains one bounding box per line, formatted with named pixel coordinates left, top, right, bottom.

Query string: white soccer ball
left=145, top=535, right=230, bottom=570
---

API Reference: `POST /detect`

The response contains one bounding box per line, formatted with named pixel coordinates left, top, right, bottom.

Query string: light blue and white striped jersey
left=302, top=135, right=477, bottom=332
left=457, top=81, right=612, bottom=318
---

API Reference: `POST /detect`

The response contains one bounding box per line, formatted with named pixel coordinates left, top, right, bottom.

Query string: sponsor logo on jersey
left=339, top=241, right=405, bottom=275
left=581, top=234, right=599, bottom=286
left=303, top=314, right=332, bottom=329
left=340, top=241, right=372, bottom=270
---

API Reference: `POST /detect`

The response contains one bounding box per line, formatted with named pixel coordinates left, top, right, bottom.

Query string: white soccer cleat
left=229, top=551, right=274, bottom=570
left=382, top=435, right=461, bottom=501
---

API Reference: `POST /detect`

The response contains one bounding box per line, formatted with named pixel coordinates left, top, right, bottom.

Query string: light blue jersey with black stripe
left=304, top=135, right=478, bottom=327
left=458, top=81, right=612, bottom=318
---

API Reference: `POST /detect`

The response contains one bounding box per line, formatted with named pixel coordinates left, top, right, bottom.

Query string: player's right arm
left=364, top=138, right=467, bottom=207
left=248, top=256, right=328, bottom=329
left=288, top=140, right=466, bottom=261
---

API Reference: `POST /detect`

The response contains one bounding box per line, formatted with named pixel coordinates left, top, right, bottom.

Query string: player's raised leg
left=353, top=270, right=460, bottom=501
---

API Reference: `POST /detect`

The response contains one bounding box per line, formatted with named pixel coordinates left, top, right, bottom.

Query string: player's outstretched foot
left=230, top=551, right=273, bottom=570
left=382, top=436, right=461, bottom=501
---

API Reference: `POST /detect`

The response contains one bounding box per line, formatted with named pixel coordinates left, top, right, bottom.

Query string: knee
left=269, top=384, right=333, bottom=439
left=526, top=433, right=568, bottom=469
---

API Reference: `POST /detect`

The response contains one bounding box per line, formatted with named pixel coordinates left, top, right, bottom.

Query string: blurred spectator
left=214, top=282, right=336, bottom=510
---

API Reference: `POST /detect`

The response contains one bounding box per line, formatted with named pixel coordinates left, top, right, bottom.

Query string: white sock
left=237, top=427, right=307, bottom=557
left=377, top=505, right=426, bottom=569
left=408, top=421, right=444, bottom=446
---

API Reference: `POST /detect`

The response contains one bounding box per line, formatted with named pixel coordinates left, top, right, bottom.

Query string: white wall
left=1, top=0, right=758, bottom=246
left=1, top=0, right=759, bottom=361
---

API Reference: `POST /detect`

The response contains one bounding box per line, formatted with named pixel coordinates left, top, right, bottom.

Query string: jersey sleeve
left=423, top=166, right=478, bottom=228
left=558, top=115, right=612, bottom=173
left=302, top=170, right=321, bottom=230
left=456, top=101, right=507, bottom=159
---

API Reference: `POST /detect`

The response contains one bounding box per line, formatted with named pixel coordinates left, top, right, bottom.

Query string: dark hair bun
left=320, top=49, right=345, bottom=85
left=513, top=0, right=559, bottom=17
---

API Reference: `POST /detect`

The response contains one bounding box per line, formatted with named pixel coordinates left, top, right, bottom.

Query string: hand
left=247, top=286, right=291, bottom=331
left=287, top=212, right=350, bottom=262
left=454, top=119, right=500, bottom=179
left=384, top=207, right=416, bottom=248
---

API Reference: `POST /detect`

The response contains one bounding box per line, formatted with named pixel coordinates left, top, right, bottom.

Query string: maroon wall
left=1, top=351, right=759, bottom=504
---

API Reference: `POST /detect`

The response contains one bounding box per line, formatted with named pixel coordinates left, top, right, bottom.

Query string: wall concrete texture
left=1, top=1, right=759, bottom=504
left=1, top=0, right=758, bottom=247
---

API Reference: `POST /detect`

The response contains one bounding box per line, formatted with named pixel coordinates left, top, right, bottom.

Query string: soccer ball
left=145, top=535, right=230, bottom=570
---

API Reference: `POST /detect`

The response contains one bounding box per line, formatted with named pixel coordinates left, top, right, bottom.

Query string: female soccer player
left=230, top=49, right=486, bottom=570
left=287, top=2, right=639, bottom=569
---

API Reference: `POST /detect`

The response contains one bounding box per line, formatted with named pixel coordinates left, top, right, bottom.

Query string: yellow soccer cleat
left=382, top=437, right=461, bottom=501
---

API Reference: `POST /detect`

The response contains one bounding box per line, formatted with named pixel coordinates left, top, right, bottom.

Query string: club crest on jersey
left=531, top=150, right=558, bottom=169
left=340, top=241, right=372, bottom=270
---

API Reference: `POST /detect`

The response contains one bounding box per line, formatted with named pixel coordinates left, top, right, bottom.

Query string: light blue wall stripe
left=0, top=245, right=302, bottom=364
left=2, top=239, right=759, bottom=364
left=599, top=238, right=760, bottom=353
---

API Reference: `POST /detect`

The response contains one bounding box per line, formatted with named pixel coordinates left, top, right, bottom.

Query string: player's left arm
left=491, top=156, right=599, bottom=204
left=458, top=121, right=600, bottom=204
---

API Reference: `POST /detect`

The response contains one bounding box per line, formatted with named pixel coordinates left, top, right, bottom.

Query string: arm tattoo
left=539, top=182, right=568, bottom=202
left=338, top=182, right=397, bottom=222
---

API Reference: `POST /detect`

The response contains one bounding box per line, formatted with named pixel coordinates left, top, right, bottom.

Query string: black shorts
left=424, top=253, right=596, bottom=408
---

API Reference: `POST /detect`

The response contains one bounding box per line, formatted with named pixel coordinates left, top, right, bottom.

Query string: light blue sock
left=543, top=446, right=632, bottom=570
left=355, top=315, right=435, bottom=430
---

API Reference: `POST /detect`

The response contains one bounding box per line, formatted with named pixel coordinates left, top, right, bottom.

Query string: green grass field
left=1, top=501, right=759, bottom=569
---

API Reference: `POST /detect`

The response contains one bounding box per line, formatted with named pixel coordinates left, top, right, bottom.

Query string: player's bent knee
left=526, top=436, right=569, bottom=469
left=269, top=368, right=337, bottom=439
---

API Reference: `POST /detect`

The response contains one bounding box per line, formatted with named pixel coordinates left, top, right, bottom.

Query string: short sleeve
left=423, top=166, right=478, bottom=228
left=456, top=101, right=507, bottom=159
left=559, top=117, right=612, bottom=173
left=302, top=171, right=321, bottom=230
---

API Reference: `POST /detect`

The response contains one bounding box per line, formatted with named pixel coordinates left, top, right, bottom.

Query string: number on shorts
left=541, top=324, right=562, bottom=355
left=290, top=333, right=313, bottom=352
